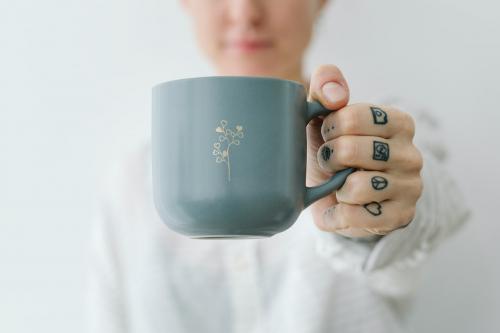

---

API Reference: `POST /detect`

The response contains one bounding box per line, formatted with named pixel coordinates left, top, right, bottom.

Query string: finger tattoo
left=324, top=124, right=335, bottom=134
left=371, top=176, right=388, bottom=190
left=373, top=141, right=390, bottom=161
left=323, top=206, right=336, bottom=225
left=324, top=205, right=336, bottom=218
left=370, top=106, right=388, bottom=125
left=364, top=201, right=382, bottom=216
left=321, top=145, right=333, bottom=161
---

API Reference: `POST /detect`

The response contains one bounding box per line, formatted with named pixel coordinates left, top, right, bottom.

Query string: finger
left=307, top=64, right=350, bottom=111
left=336, top=171, right=423, bottom=205
left=316, top=136, right=423, bottom=174
left=334, top=227, right=381, bottom=239
left=320, top=103, right=416, bottom=142
left=319, top=200, right=415, bottom=235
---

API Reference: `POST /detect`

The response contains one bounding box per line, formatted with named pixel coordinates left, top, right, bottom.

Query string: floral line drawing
left=212, top=120, right=244, bottom=182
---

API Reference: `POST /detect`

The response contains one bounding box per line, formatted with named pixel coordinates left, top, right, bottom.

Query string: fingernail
left=322, top=82, right=346, bottom=104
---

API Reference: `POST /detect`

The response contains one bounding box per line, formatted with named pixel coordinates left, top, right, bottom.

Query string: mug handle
left=303, top=100, right=357, bottom=208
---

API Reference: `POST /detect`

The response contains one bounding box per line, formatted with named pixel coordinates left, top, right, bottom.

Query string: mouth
left=225, top=39, right=273, bottom=53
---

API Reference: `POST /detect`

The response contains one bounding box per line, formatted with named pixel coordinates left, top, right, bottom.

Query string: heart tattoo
left=364, top=201, right=382, bottom=216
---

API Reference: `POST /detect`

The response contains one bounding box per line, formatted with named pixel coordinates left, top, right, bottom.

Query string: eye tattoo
left=321, top=146, right=333, bottom=161
left=371, top=176, right=388, bottom=190
left=364, top=201, right=382, bottom=216
left=373, top=141, right=389, bottom=161
left=370, top=106, right=388, bottom=125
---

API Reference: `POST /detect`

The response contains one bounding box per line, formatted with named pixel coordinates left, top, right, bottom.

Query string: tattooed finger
left=317, top=135, right=421, bottom=174
left=336, top=171, right=420, bottom=205
left=321, top=200, right=414, bottom=233
left=336, top=171, right=392, bottom=204
left=320, top=103, right=415, bottom=142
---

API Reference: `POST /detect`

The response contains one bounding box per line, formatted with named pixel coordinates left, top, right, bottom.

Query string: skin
left=181, top=0, right=423, bottom=238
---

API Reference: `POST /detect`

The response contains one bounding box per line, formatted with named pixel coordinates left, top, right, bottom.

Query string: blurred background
left=1, top=0, right=499, bottom=332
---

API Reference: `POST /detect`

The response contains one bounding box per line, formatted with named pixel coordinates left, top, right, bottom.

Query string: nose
left=226, top=0, right=264, bottom=27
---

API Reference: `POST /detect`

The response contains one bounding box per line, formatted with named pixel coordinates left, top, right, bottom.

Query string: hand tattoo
left=371, top=176, right=388, bottom=190
left=321, top=145, right=333, bottom=161
left=373, top=141, right=390, bottom=161
left=324, top=124, right=335, bottom=134
left=370, top=106, right=388, bottom=125
left=364, top=201, right=382, bottom=216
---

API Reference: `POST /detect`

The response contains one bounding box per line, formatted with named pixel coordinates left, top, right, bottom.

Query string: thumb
left=307, top=64, right=350, bottom=110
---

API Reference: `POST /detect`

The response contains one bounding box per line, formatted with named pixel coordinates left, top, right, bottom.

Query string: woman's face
left=181, top=0, right=326, bottom=78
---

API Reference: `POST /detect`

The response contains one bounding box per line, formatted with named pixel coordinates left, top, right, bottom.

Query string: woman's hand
left=306, top=65, right=424, bottom=238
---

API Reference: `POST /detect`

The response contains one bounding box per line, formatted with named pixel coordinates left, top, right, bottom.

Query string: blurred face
left=181, top=0, right=326, bottom=80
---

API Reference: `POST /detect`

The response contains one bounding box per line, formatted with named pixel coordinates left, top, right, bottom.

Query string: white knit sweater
left=84, top=96, right=470, bottom=333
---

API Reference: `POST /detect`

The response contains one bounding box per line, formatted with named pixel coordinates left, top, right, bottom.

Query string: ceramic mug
left=152, top=76, right=355, bottom=239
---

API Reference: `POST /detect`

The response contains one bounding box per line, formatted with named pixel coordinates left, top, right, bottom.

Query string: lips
left=226, top=38, right=273, bottom=52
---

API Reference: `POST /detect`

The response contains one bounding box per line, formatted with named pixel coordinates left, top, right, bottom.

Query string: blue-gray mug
left=152, top=76, right=356, bottom=239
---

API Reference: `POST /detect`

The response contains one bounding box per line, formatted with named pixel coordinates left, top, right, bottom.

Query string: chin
left=216, top=61, right=282, bottom=78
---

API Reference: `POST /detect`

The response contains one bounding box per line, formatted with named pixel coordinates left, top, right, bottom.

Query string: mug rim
left=152, top=75, right=304, bottom=90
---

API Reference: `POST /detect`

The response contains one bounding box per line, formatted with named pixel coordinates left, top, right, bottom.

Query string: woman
left=86, top=0, right=470, bottom=332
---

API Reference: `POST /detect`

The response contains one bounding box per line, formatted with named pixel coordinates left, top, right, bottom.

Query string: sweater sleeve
left=84, top=158, right=130, bottom=333
left=313, top=96, right=472, bottom=298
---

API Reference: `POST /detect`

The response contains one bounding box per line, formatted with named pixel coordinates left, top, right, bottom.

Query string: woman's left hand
left=306, top=65, right=424, bottom=238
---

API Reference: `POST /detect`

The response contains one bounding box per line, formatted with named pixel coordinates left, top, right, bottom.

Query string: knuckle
left=401, top=112, right=416, bottom=138
left=400, top=206, right=416, bottom=227
left=401, top=145, right=423, bottom=171
left=400, top=176, right=423, bottom=202
left=411, top=147, right=424, bottom=171
left=391, top=211, right=406, bottom=229
left=413, top=178, right=424, bottom=199
left=334, top=137, right=358, bottom=165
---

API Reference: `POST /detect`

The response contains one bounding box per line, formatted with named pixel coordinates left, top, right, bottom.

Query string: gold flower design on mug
left=212, top=120, right=244, bottom=182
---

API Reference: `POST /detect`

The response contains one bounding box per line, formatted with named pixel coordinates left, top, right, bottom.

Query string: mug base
left=165, top=223, right=288, bottom=239
left=189, top=234, right=271, bottom=240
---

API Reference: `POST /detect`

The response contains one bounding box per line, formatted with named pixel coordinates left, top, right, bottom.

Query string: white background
left=1, top=0, right=499, bottom=332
